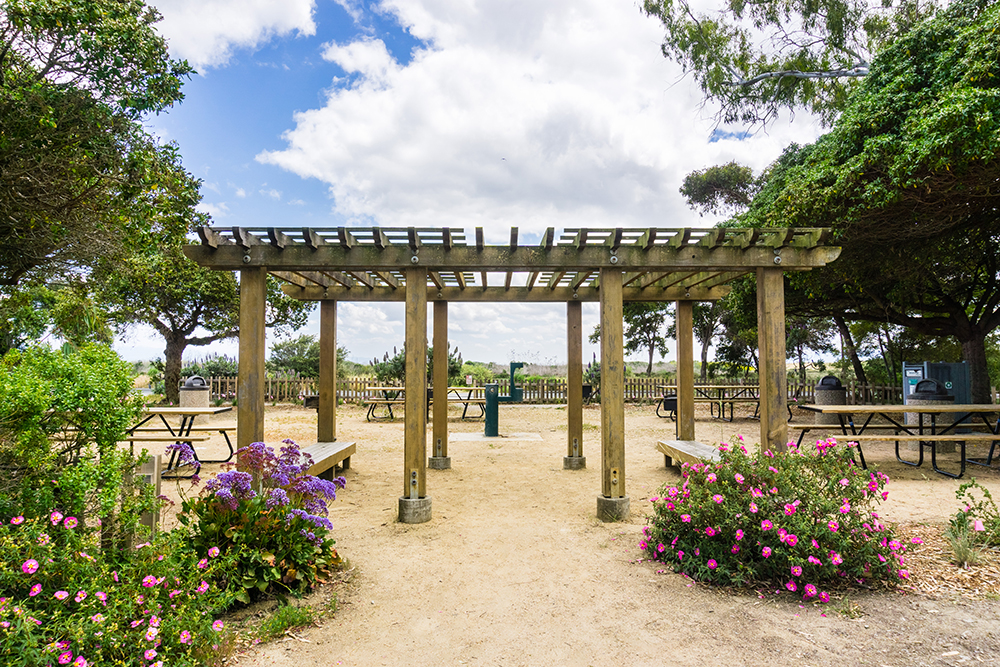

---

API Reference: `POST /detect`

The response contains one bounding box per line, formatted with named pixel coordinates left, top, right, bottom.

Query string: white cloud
left=257, top=0, right=823, bottom=233
left=288, top=199, right=306, bottom=206
left=259, top=188, right=282, bottom=200
left=197, top=201, right=229, bottom=218
left=233, top=186, right=247, bottom=198
left=150, top=0, right=317, bottom=69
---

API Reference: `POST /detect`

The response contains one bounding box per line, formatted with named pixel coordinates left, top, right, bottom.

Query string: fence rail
left=197, top=376, right=947, bottom=406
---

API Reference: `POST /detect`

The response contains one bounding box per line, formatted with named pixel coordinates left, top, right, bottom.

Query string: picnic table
left=798, top=403, right=1000, bottom=478
left=656, top=385, right=791, bottom=421
left=127, top=406, right=235, bottom=478
left=364, top=386, right=487, bottom=421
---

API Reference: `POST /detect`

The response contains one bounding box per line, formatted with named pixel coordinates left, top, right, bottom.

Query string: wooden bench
left=842, top=433, right=1000, bottom=478
left=656, top=440, right=721, bottom=468
left=302, top=441, right=356, bottom=480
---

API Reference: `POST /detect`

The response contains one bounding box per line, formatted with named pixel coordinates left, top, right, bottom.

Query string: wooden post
left=237, top=267, right=266, bottom=459
left=430, top=300, right=450, bottom=468
left=318, top=300, right=337, bottom=443
left=757, top=267, right=788, bottom=452
left=565, top=300, right=585, bottom=468
left=676, top=300, right=695, bottom=440
left=598, top=268, right=628, bottom=520
left=400, top=267, right=430, bottom=522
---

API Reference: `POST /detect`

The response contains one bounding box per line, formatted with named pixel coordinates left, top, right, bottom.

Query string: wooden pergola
left=184, top=226, right=840, bottom=523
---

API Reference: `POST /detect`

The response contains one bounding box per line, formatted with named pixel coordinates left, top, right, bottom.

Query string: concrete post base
left=563, top=456, right=586, bottom=470
left=597, top=495, right=630, bottom=522
left=428, top=456, right=452, bottom=469
left=398, top=496, right=432, bottom=523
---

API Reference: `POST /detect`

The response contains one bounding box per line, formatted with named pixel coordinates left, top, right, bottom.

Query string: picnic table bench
left=656, top=439, right=721, bottom=468
left=302, top=441, right=356, bottom=480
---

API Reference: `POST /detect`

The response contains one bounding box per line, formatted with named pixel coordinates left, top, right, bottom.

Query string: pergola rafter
left=185, top=225, right=841, bottom=524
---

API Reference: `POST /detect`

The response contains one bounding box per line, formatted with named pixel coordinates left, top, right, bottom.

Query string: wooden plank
left=600, top=268, right=625, bottom=499
left=302, top=441, right=356, bottom=477
left=475, top=227, right=484, bottom=251
left=567, top=301, right=583, bottom=460
left=408, top=227, right=422, bottom=250
left=124, top=435, right=211, bottom=443
left=757, top=267, right=788, bottom=452
left=441, top=228, right=453, bottom=250
left=198, top=227, right=228, bottom=248
left=656, top=440, right=720, bottom=467
left=404, top=267, right=428, bottom=500
left=541, top=227, right=554, bottom=250
left=509, top=228, right=518, bottom=248
left=237, top=267, right=267, bottom=466
left=337, top=228, right=356, bottom=249
left=676, top=300, right=695, bottom=441
left=844, top=434, right=1000, bottom=441
left=318, top=301, right=337, bottom=442
left=347, top=270, right=374, bottom=289
left=303, top=228, right=326, bottom=249
left=432, top=301, right=449, bottom=460
left=268, top=228, right=293, bottom=248
left=232, top=227, right=262, bottom=250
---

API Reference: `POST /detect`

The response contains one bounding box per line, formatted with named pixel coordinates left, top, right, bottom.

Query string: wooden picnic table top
left=800, top=404, right=1000, bottom=414
left=142, top=406, right=233, bottom=416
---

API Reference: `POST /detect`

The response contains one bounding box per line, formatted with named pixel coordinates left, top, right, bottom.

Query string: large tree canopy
left=0, top=0, right=193, bottom=285
left=740, top=0, right=1000, bottom=400
left=643, top=0, right=935, bottom=126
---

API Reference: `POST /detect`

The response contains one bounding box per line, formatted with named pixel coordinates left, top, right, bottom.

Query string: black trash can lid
left=182, top=375, right=208, bottom=389
left=912, top=378, right=952, bottom=399
left=814, top=375, right=843, bottom=390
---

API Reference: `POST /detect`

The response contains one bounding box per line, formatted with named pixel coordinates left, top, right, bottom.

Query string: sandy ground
left=152, top=403, right=1000, bottom=667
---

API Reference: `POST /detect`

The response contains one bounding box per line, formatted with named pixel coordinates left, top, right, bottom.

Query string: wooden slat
left=318, top=301, right=337, bottom=442
left=572, top=271, right=592, bottom=290
left=480, top=271, right=488, bottom=289
left=237, top=268, right=267, bottom=457
left=526, top=272, right=539, bottom=290
left=676, top=300, right=695, bottom=441
left=303, top=228, right=326, bottom=249
left=198, top=227, right=228, bottom=248
left=348, top=270, right=374, bottom=289
left=547, top=271, right=565, bottom=289
left=606, top=228, right=623, bottom=250
left=622, top=271, right=644, bottom=287
left=404, top=268, right=428, bottom=499
left=408, top=228, right=422, bottom=251
left=541, top=227, right=554, bottom=250
left=504, top=271, right=513, bottom=290
left=320, top=270, right=354, bottom=288
left=668, top=229, right=692, bottom=248
left=574, top=229, right=589, bottom=249
left=476, top=227, right=484, bottom=251
left=338, top=228, right=356, bottom=249
left=429, top=272, right=444, bottom=289
left=657, top=440, right=720, bottom=466
left=373, top=229, right=389, bottom=249
left=232, top=227, right=262, bottom=250
left=510, top=228, right=518, bottom=248
left=638, top=228, right=657, bottom=250
left=454, top=271, right=466, bottom=289
left=441, top=228, right=453, bottom=250
left=372, top=270, right=399, bottom=289
left=268, top=228, right=292, bottom=248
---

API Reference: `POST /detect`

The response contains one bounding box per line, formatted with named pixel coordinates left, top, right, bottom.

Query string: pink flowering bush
left=177, top=440, right=346, bottom=603
left=949, top=479, right=1000, bottom=547
left=0, top=513, right=236, bottom=666
left=642, top=437, right=913, bottom=597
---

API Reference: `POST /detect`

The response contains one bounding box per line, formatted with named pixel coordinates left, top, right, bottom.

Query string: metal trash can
left=906, top=378, right=956, bottom=452
left=813, top=376, right=846, bottom=426
left=179, top=375, right=210, bottom=425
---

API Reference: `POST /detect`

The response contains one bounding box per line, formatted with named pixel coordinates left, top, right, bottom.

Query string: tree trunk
left=700, top=339, right=710, bottom=381
left=833, top=316, right=868, bottom=385
left=647, top=345, right=654, bottom=376
left=163, top=336, right=187, bottom=404
left=960, top=332, right=991, bottom=404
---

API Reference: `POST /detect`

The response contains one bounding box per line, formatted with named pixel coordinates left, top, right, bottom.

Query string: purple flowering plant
left=642, top=437, right=914, bottom=598
left=177, top=439, right=346, bottom=603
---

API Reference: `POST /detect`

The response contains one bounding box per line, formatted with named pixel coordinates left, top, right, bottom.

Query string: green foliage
left=643, top=437, right=913, bottom=594
left=371, top=345, right=463, bottom=385
left=590, top=303, right=671, bottom=375
left=642, top=0, right=932, bottom=126
left=183, top=354, right=240, bottom=379
left=460, top=362, right=496, bottom=385
left=949, top=479, right=1000, bottom=548
left=177, top=440, right=346, bottom=604
left=0, top=344, right=150, bottom=541
left=680, top=161, right=757, bottom=216
left=253, top=603, right=319, bottom=642
left=0, top=513, right=237, bottom=667
left=0, top=0, right=194, bottom=286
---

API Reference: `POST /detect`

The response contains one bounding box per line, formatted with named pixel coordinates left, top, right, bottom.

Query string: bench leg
left=931, top=440, right=966, bottom=479
left=341, top=455, right=350, bottom=470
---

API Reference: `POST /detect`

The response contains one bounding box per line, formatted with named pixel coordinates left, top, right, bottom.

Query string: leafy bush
left=642, top=437, right=914, bottom=599
left=0, top=512, right=237, bottom=667
left=946, top=479, right=1000, bottom=565
left=177, top=440, right=346, bottom=603
left=0, top=344, right=149, bottom=543
left=183, top=354, right=240, bottom=379
left=460, top=361, right=495, bottom=385
left=371, top=345, right=462, bottom=385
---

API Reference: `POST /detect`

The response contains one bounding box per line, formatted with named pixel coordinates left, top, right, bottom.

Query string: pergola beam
left=283, top=285, right=732, bottom=302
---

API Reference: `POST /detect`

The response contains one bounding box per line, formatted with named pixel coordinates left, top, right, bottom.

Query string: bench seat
left=302, top=441, right=356, bottom=480
left=124, top=435, right=211, bottom=443
left=656, top=440, right=720, bottom=468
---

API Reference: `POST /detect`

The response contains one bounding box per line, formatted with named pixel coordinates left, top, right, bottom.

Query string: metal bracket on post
left=409, top=470, right=418, bottom=499
left=572, top=438, right=579, bottom=456
left=610, top=468, right=620, bottom=498
left=435, top=438, right=442, bottom=457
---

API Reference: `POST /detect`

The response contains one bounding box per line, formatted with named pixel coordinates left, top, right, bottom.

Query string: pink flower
left=751, top=488, right=763, bottom=498
left=761, top=520, right=773, bottom=531
left=54, top=591, right=69, bottom=600
left=10, top=516, right=24, bottom=525
left=50, top=511, right=63, bottom=525
left=74, top=591, right=86, bottom=603
left=784, top=504, right=796, bottom=516
left=91, top=613, right=104, bottom=623
left=141, top=575, right=157, bottom=588
left=21, top=559, right=38, bottom=575
left=748, top=502, right=758, bottom=513
left=712, top=494, right=724, bottom=504
left=705, top=526, right=717, bottom=537
left=803, top=583, right=818, bottom=598
left=145, top=627, right=158, bottom=641
left=212, top=620, right=224, bottom=632
left=829, top=552, right=843, bottom=566
left=197, top=558, right=208, bottom=569
left=208, top=546, right=220, bottom=557
left=72, top=657, right=87, bottom=667
left=180, top=630, right=192, bottom=644
left=657, top=543, right=665, bottom=553
left=786, top=534, right=798, bottom=547
left=973, top=520, right=985, bottom=532
left=839, top=501, right=851, bottom=514
left=790, top=565, right=803, bottom=577
left=144, top=649, right=157, bottom=660
left=762, top=547, right=772, bottom=558
left=196, top=581, right=209, bottom=594
left=58, top=651, right=73, bottom=664
left=639, top=541, right=648, bottom=551
left=706, top=473, right=717, bottom=483
left=911, top=537, right=924, bottom=545
left=29, top=584, right=41, bottom=597
left=839, top=478, right=849, bottom=486
left=734, top=473, right=744, bottom=484
left=808, top=556, right=822, bottom=565
left=95, top=591, right=107, bottom=605
left=811, top=539, right=820, bottom=549
left=681, top=514, right=691, bottom=523
left=63, top=517, right=78, bottom=529
left=735, top=529, right=744, bottom=541
left=818, top=591, right=831, bottom=603
left=899, top=569, right=910, bottom=579
left=828, top=520, right=839, bottom=533
left=731, top=544, right=740, bottom=554
left=785, top=581, right=797, bottom=592
left=707, top=559, right=718, bottom=570
left=677, top=550, right=685, bottom=561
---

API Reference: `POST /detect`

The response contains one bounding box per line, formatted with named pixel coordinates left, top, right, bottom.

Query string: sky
left=113, top=0, right=825, bottom=367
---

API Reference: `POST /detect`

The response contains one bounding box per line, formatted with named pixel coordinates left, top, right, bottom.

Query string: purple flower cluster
left=204, top=471, right=255, bottom=510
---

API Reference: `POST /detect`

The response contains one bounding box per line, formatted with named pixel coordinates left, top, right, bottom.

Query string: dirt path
left=162, top=404, right=1000, bottom=666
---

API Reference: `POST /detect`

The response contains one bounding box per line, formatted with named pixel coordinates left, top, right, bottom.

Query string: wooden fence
left=201, top=376, right=932, bottom=406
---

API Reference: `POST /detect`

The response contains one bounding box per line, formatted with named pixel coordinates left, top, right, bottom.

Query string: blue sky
left=114, top=0, right=824, bottom=366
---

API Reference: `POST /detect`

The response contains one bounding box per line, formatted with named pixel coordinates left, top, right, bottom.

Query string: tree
left=590, top=303, right=671, bottom=375
left=0, top=0, right=193, bottom=286
left=739, top=0, right=1000, bottom=401
left=680, top=161, right=757, bottom=216
left=642, top=0, right=934, bottom=126
left=98, top=231, right=313, bottom=403
left=786, top=317, right=835, bottom=386
left=693, top=302, right=725, bottom=380
left=268, top=334, right=348, bottom=379
left=370, top=345, right=463, bottom=385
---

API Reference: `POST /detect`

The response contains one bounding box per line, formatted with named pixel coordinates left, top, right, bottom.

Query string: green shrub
left=642, top=436, right=914, bottom=599
left=177, top=440, right=346, bottom=604
left=0, top=513, right=237, bottom=667
left=946, top=479, right=1000, bottom=565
